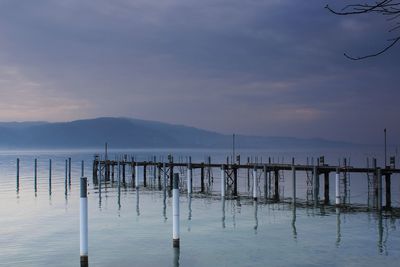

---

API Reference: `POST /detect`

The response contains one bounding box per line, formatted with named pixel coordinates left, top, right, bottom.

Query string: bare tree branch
left=326, top=1, right=400, bottom=60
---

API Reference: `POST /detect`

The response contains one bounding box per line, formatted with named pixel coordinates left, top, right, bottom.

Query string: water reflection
left=253, top=201, right=258, bottom=234
left=136, top=188, right=140, bottom=216
left=336, top=208, right=341, bottom=247
left=221, top=199, right=226, bottom=229
left=188, top=195, right=192, bottom=232
left=292, top=205, right=297, bottom=240
left=163, top=184, right=167, bottom=222
left=173, top=247, right=180, bottom=267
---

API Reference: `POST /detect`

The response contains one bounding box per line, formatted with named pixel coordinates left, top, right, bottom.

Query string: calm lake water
left=0, top=148, right=399, bottom=266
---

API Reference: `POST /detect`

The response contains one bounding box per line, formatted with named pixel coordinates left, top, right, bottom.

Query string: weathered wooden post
left=80, top=177, right=88, bottom=267
left=313, top=166, right=319, bottom=206
left=118, top=161, right=121, bottom=201
left=65, top=159, right=68, bottom=195
left=200, top=163, right=205, bottom=193
left=233, top=166, right=238, bottom=196
left=324, top=171, right=330, bottom=205
left=252, top=166, right=257, bottom=201
left=377, top=168, right=382, bottom=211
left=81, top=160, right=84, bottom=178
left=274, top=169, right=279, bottom=201
left=143, top=162, right=147, bottom=187
left=221, top=165, right=225, bottom=198
left=98, top=160, right=102, bottom=197
left=292, top=158, right=296, bottom=204
left=68, top=157, right=72, bottom=186
left=122, top=161, right=126, bottom=185
left=384, top=170, right=391, bottom=210
left=16, top=158, right=20, bottom=192
left=49, top=159, right=52, bottom=195
left=34, top=158, right=37, bottom=193
left=187, top=158, right=192, bottom=194
left=172, top=173, right=180, bottom=247
left=335, top=167, right=340, bottom=205
left=264, top=164, right=268, bottom=200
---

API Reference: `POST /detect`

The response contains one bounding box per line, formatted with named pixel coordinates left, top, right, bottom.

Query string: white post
left=172, top=173, right=180, bottom=247
left=221, top=165, right=225, bottom=198
left=253, top=166, right=257, bottom=201
left=135, top=163, right=139, bottom=189
left=80, top=177, right=89, bottom=266
left=187, top=160, right=192, bottom=194
left=335, top=168, right=340, bottom=205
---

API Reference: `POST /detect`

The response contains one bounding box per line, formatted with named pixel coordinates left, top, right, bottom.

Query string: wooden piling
left=274, top=169, right=279, bottom=201
left=292, top=158, right=296, bottom=204
left=263, top=165, right=268, bottom=200
left=200, top=163, right=205, bottom=193
left=143, top=162, right=147, bottom=187
left=377, top=168, right=382, bottom=211
left=122, top=161, right=126, bottom=185
left=68, top=157, right=71, bottom=186
left=385, top=171, right=391, bottom=210
left=49, top=159, right=52, bottom=195
left=34, top=158, right=37, bottom=193
left=16, top=158, right=20, bottom=192
left=65, top=159, right=68, bottom=195
left=324, top=172, right=329, bottom=204
left=233, top=166, right=238, bottom=196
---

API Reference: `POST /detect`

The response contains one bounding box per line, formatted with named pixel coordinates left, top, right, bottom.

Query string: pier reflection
left=188, top=195, right=192, bottom=232
left=253, top=201, right=258, bottom=233
left=173, top=247, right=180, bottom=267
left=136, top=188, right=140, bottom=216
left=221, top=199, right=226, bottom=229
left=292, top=205, right=297, bottom=240
left=336, top=208, right=341, bottom=247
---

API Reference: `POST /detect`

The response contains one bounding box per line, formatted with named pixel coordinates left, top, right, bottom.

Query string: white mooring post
left=173, top=173, right=180, bottom=247
left=253, top=166, right=257, bottom=201
left=221, top=165, right=225, bottom=198
left=335, top=168, right=340, bottom=205
left=187, top=158, right=192, bottom=194
left=80, top=177, right=89, bottom=267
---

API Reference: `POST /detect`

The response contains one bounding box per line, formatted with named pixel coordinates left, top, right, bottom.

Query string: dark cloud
left=0, top=0, right=398, bottom=144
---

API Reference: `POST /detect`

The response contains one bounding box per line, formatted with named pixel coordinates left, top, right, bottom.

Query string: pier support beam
left=221, top=165, right=225, bottom=198
left=377, top=168, right=382, bottom=211
left=187, top=160, right=192, bottom=194
left=16, top=158, right=20, bottom=192
left=200, top=163, right=205, bottom=193
left=313, top=166, right=319, bottom=206
left=253, top=166, right=257, bottom=201
left=264, top=165, right=268, bottom=200
left=49, top=159, right=52, bottom=195
left=34, top=158, right=37, bottom=193
left=274, top=169, right=279, bottom=201
left=143, top=163, right=147, bottom=187
left=135, top=163, right=139, bottom=189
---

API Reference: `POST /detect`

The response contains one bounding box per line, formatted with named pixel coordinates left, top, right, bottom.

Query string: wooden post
left=65, top=159, right=68, bottom=195
left=122, top=161, right=126, bottom=185
left=143, top=162, right=147, bottom=187
left=313, top=166, right=319, bottom=206
left=68, top=157, right=71, bottom=186
left=324, top=172, right=329, bottom=205
left=16, top=158, right=20, bottom=192
left=158, top=164, right=162, bottom=190
left=200, top=163, right=205, bottom=193
left=264, top=164, right=268, bottom=200
left=92, top=157, right=98, bottom=185
left=377, top=168, right=382, bottom=211
left=233, top=166, right=238, bottom=196
left=292, top=158, right=296, bottom=204
left=274, top=169, right=279, bottom=201
left=49, top=159, right=52, bottom=195
left=169, top=157, right=174, bottom=190
left=384, top=171, right=391, bottom=210
left=111, top=162, right=115, bottom=183
left=34, top=158, right=37, bottom=193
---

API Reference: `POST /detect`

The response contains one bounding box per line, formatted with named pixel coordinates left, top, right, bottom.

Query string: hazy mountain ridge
left=0, top=117, right=355, bottom=149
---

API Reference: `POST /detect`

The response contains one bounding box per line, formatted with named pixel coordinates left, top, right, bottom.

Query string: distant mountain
left=0, top=117, right=354, bottom=149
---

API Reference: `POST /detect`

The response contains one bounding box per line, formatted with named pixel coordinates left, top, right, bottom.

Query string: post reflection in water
left=188, top=196, right=192, bottom=232
left=221, top=199, right=226, bottom=229
left=292, top=205, right=297, bottom=240
left=173, top=247, right=180, bottom=267
left=136, top=188, right=140, bottom=216
left=378, top=213, right=384, bottom=254
left=163, top=184, right=167, bottom=222
left=336, top=208, right=341, bottom=247
left=253, top=201, right=258, bottom=234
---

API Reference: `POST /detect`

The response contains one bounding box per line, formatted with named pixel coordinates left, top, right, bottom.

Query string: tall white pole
left=80, top=177, right=89, bottom=267
left=172, top=173, right=180, bottom=247
left=221, top=165, right=225, bottom=198
left=253, top=166, right=257, bottom=201
left=335, top=168, right=340, bottom=205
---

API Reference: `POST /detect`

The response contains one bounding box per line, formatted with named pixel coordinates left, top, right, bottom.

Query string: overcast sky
left=0, top=0, right=398, bottom=144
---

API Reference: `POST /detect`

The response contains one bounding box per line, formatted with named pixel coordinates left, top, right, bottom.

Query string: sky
left=0, top=0, right=399, bottom=144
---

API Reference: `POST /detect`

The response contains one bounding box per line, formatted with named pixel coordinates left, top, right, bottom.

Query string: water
left=0, top=148, right=400, bottom=266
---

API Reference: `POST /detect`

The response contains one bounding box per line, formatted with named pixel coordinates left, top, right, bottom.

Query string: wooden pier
left=93, top=155, right=400, bottom=211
